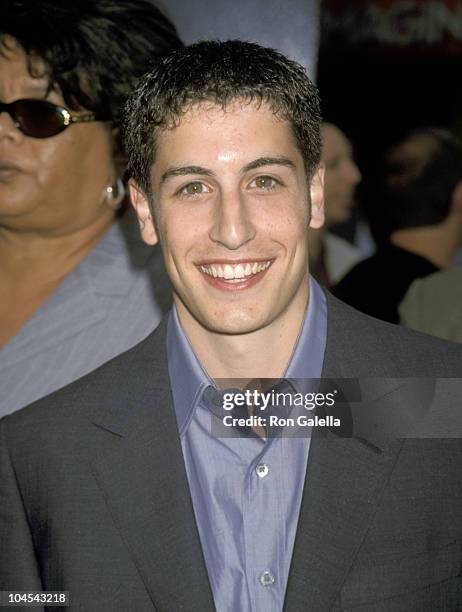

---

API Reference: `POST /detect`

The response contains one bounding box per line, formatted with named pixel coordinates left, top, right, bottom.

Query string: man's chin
left=190, top=309, right=274, bottom=337
left=201, top=319, right=269, bottom=337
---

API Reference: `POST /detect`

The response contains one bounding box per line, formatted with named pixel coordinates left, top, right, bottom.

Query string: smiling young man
left=129, top=98, right=324, bottom=381
left=1, top=41, right=462, bottom=612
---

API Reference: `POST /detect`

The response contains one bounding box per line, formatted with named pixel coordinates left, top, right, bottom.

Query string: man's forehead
left=159, top=98, right=286, bottom=133
left=149, top=98, right=306, bottom=184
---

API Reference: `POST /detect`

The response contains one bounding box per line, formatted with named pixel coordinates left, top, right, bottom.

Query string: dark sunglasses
left=0, top=98, right=101, bottom=138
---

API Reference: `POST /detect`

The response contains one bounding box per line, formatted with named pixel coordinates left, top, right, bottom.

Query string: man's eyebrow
left=242, top=156, right=296, bottom=173
left=160, top=166, right=214, bottom=184
left=160, top=157, right=296, bottom=184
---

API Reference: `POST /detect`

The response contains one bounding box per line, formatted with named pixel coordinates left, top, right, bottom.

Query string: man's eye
left=251, top=176, right=279, bottom=190
left=179, top=182, right=209, bottom=196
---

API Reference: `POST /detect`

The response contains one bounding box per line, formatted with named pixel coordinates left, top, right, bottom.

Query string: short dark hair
left=123, top=40, right=322, bottom=197
left=385, top=127, right=462, bottom=230
left=0, top=0, right=183, bottom=128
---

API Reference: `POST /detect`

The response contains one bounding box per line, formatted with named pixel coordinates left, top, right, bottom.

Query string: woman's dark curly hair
left=0, top=0, right=183, bottom=127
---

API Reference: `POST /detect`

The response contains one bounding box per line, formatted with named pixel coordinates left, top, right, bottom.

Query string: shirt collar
left=167, top=277, right=327, bottom=435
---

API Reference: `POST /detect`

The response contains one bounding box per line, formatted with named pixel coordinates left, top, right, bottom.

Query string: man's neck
left=390, top=221, right=461, bottom=268
left=175, top=282, right=309, bottom=381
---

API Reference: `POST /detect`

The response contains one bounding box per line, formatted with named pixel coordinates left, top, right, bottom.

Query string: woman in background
left=0, top=0, right=182, bottom=415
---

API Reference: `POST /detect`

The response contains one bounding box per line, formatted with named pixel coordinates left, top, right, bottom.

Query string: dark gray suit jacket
left=1, top=294, right=462, bottom=611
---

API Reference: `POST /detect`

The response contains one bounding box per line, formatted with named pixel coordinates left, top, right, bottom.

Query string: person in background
left=0, top=0, right=182, bottom=416
left=333, top=127, right=462, bottom=323
left=309, top=123, right=362, bottom=287
left=399, top=266, right=462, bottom=342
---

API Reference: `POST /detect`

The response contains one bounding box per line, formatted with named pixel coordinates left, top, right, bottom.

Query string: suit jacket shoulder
left=324, top=291, right=462, bottom=377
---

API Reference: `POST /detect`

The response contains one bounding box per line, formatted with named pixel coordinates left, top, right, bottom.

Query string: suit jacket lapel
left=284, top=293, right=406, bottom=610
left=91, top=321, right=215, bottom=612
left=284, top=431, right=403, bottom=610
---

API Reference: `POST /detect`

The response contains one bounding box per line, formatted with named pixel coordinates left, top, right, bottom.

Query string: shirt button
left=255, top=463, right=269, bottom=478
left=259, top=571, right=275, bottom=586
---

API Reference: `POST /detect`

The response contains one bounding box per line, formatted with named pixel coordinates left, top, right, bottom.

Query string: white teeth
left=223, top=264, right=234, bottom=279
left=258, top=261, right=271, bottom=272
left=199, top=260, right=272, bottom=280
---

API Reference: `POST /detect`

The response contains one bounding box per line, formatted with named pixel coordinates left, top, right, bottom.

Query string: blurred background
left=318, top=0, right=462, bottom=247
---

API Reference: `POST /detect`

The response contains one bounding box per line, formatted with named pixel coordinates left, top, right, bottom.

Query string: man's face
left=131, top=101, right=324, bottom=337
left=321, top=124, right=361, bottom=227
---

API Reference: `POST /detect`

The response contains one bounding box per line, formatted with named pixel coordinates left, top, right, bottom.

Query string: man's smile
left=196, top=258, right=274, bottom=290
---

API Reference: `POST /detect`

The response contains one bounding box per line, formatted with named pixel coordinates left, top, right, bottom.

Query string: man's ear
left=308, top=164, right=325, bottom=229
left=128, top=178, right=159, bottom=246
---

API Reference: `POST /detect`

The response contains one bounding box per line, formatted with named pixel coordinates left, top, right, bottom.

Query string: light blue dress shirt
left=167, top=278, right=327, bottom=612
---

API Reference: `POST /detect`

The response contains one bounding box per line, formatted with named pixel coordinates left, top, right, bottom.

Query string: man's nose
left=209, top=188, right=256, bottom=250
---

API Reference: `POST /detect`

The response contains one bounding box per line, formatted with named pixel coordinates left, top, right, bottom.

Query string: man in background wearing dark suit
left=333, top=128, right=462, bottom=323
left=1, top=41, right=462, bottom=611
